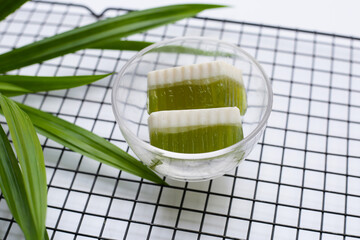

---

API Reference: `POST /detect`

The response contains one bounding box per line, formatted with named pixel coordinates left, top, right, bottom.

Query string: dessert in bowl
left=112, top=37, right=272, bottom=181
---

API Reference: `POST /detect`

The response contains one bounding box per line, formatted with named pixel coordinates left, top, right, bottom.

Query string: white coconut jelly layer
left=148, top=107, right=242, bottom=130
left=147, top=60, right=244, bottom=89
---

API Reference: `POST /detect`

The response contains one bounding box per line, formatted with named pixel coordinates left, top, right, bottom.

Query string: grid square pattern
left=0, top=1, right=359, bottom=239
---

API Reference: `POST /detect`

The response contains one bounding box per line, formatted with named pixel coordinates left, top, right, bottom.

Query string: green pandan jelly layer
left=147, top=76, right=247, bottom=115
left=150, top=124, right=244, bottom=153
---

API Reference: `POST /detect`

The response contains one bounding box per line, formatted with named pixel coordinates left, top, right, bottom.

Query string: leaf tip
left=198, top=4, right=228, bottom=10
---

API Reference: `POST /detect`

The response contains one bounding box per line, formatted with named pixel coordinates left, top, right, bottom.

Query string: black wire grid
left=0, top=1, right=360, bottom=239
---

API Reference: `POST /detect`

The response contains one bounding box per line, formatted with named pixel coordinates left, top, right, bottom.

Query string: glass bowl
left=111, top=37, right=273, bottom=181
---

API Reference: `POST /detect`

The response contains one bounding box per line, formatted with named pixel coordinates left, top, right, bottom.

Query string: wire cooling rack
left=0, top=1, right=360, bottom=239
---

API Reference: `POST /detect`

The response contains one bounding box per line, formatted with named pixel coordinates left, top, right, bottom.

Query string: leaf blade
left=15, top=102, right=166, bottom=185
left=0, top=95, right=47, bottom=239
left=0, top=73, right=111, bottom=96
left=0, top=4, right=225, bottom=73
left=0, top=125, right=38, bottom=239
left=90, top=40, right=234, bottom=57
left=89, top=40, right=153, bottom=51
left=0, top=0, right=28, bottom=21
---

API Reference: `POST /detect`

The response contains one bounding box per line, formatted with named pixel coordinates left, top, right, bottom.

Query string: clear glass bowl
left=112, top=37, right=273, bottom=181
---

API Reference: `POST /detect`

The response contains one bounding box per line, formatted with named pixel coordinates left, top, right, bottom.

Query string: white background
left=45, top=0, right=360, bottom=37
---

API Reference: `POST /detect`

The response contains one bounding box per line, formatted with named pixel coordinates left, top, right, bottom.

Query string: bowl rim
left=111, top=36, right=273, bottom=160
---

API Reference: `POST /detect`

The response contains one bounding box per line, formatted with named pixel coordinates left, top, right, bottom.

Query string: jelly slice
left=147, top=61, right=247, bottom=115
left=148, top=107, right=244, bottom=153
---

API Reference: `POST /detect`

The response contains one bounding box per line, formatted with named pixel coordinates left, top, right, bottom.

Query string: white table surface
left=44, top=0, right=360, bottom=38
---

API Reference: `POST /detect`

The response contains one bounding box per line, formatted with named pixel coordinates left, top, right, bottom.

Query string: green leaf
left=0, top=82, right=31, bottom=95
left=0, top=94, right=47, bottom=240
left=0, top=4, right=225, bottom=73
left=0, top=125, right=38, bottom=239
left=0, top=0, right=28, bottom=21
left=15, top=102, right=166, bottom=185
left=90, top=40, right=153, bottom=51
left=90, top=39, right=234, bottom=57
left=151, top=45, right=235, bottom=57
left=0, top=73, right=112, bottom=96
